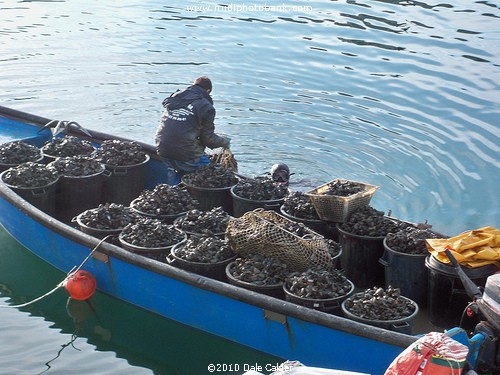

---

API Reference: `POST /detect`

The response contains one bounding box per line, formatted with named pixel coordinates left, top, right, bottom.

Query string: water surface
left=0, top=0, right=499, bottom=373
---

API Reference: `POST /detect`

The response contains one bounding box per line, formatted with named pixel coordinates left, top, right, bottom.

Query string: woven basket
left=225, top=209, right=333, bottom=271
left=306, top=179, right=379, bottom=222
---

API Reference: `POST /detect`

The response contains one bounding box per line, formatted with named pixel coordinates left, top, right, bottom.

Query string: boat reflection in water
left=0, top=225, right=282, bottom=375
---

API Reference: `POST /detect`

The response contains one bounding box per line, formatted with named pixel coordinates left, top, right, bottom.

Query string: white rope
left=1, top=283, right=65, bottom=309
left=1, top=235, right=112, bottom=309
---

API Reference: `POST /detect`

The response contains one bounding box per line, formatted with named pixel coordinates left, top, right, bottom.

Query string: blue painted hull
left=0, top=106, right=416, bottom=374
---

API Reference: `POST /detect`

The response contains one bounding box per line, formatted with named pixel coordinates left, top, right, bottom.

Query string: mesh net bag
left=225, top=209, right=333, bottom=271
left=208, top=147, right=238, bottom=172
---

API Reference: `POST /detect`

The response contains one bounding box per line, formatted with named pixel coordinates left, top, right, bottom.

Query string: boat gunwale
left=0, top=105, right=417, bottom=349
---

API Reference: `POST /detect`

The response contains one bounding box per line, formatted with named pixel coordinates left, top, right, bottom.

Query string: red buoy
left=64, top=270, right=97, bottom=301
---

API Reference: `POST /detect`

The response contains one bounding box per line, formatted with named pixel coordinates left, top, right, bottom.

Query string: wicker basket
left=225, top=209, right=333, bottom=271
left=306, top=179, right=379, bottom=222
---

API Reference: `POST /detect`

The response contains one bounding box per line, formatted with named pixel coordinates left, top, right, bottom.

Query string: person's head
left=270, top=163, right=290, bottom=185
left=194, top=76, right=212, bottom=94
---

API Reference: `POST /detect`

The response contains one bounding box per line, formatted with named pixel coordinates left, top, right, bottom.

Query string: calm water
left=0, top=226, right=281, bottom=375
left=0, top=0, right=499, bottom=373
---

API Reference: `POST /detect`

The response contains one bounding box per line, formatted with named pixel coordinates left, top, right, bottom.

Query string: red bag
left=385, top=332, right=469, bottom=375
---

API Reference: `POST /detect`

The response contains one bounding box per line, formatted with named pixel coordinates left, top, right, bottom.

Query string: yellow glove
left=425, top=226, right=500, bottom=268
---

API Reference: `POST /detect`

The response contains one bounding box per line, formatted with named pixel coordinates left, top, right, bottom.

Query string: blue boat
left=0, top=105, right=482, bottom=374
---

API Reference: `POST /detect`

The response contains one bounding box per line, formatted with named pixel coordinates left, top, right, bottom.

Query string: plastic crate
left=306, top=179, right=379, bottom=222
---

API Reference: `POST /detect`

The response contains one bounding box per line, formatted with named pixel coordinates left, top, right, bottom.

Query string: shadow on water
left=0, top=225, right=282, bottom=374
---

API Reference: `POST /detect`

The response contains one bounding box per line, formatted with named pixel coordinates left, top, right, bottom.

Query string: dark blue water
left=1, top=0, right=499, bottom=374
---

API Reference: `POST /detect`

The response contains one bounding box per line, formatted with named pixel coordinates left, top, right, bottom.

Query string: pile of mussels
left=174, top=207, right=230, bottom=236
left=386, top=226, right=439, bottom=255
left=120, top=218, right=185, bottom=248
left=1, top=162, right=58, bottom=188
left=282, top=191, right=320, bottom=220
left=232, top=177, right=288, bottom=201
left=343, top=286, right=416, bottom=321
left=327, top=240, right=342, bottom=259
left=339, top=206, right=401, bottom=237
left=174, top=235, right=235, bottom=263
left=321, top=180, right=364, bottom=196
left=78, top=203, right=140, bottom=230
left=285, top=269, right=352, bottom=300
left=182, top=164, right=238, bottom=188
left=49, top=156, right=104, bottom=177
left=229, top=255, right=289, bottom=286
left=132, top=184, right=198, bottom=216
left=277, top=219, right=315, bottom=238
left=0, top=141, right=41, bottom=165
left=41, top=136, right=95, bottom=158
left=95, top=140, right=147, bottom=166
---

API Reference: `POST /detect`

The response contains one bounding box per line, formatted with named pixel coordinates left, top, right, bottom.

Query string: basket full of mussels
left=0, top=141, right=43, bottom=172
left=75, top=203, right=141, bottom=240
left=119, top=218, right=187, bottom=261
left=48, top=156, right=109, bottom=223
left=337, top=205, right=401, bottom=289
left=306, top=179, right=379, bottom=223
left=95, top=140, right=150, bottom=205
left=169, top=235, right=236, bottom=281
left=0, top=161, right=59, bottom=215
left=341, top=286, right=419, bottom=334
left=230, top=176, right=288, bottom=217
left=283, top=269, right=354, bottom=314
left=130, top=184, right=198, bottom=223
left=225, top=209, right=333, bottom=272
left=280, top=191, right=330, bottom=237
left=41, top=135, right=96, bottom=163
left=181, top=164, right=238, bottom=214
left=381, top=225, right=439, bottom=307
left=225, top=255, right=289, bottom=298
left=173, top=207, right=230, bottom=237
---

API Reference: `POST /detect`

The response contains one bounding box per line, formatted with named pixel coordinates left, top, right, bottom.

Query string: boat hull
left=0, top=106, right=415, bottom=374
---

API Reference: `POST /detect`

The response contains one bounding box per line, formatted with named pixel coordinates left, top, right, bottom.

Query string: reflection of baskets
left=225, top=209, right=333, bottom=271
left=306, top=179, right=379, bottom=222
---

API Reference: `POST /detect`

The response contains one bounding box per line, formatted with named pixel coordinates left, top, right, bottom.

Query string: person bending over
left=155, top=76, right=230, bottom=184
